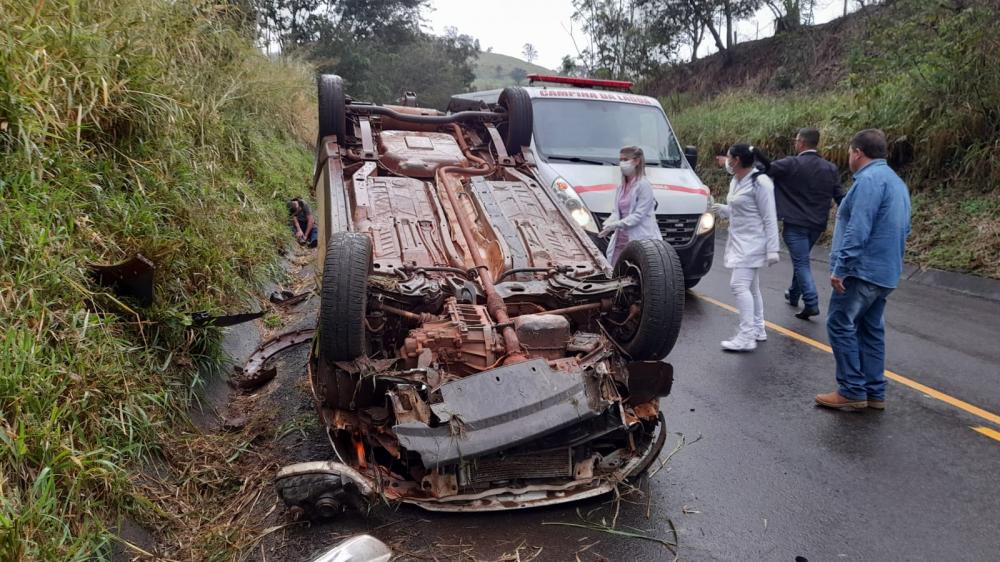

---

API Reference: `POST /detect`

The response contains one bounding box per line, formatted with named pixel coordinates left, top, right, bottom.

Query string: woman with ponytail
left=711, top=144, right=780, bottom=351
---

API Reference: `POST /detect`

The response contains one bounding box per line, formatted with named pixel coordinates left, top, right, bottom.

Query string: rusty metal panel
left=350, top=175, right=450, bottom=270
left=378, top=131, right=466, bottom=177
left=315, top=139, right=351, bottom=267
left=477, top=180, right=596, bottom=275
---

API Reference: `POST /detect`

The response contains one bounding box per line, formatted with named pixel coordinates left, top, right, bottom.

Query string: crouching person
left=288, top=197, right=318, bottom=248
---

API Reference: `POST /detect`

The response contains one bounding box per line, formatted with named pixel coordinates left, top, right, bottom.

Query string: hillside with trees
left=472, top=50, right=553, bottom=90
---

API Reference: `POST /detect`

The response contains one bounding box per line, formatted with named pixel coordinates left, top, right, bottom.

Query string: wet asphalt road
left=282, top=238, right=1000, bottom=562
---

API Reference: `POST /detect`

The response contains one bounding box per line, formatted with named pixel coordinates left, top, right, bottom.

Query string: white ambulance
left=450, top=74, right=715, bottom=288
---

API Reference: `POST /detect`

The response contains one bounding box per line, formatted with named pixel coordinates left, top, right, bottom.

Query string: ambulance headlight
left=696, top=211, right=715, bottom=235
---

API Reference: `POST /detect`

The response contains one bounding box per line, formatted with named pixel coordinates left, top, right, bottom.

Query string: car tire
left=319, top=232, right=370, bottom=362
left=317, top=74, right=347, bottom=143
left=498, top=87, right=532, bottom=156
left=610, top=239, right=684, bottom=360
left=683, top=277, right=701, bottom=290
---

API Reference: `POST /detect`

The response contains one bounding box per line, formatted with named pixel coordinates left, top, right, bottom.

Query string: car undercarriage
left=275, top=76, right=685, bottom=517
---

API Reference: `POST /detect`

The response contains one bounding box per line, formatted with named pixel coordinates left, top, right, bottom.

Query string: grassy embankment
left=1, top=0, right=315, bottom=559
left=662, top=1, right=999, bottom=278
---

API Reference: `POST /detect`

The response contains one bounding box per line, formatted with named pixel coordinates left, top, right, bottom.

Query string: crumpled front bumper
left=276, top=412, right=665, bottom=512
left=393, top=358, right=607, bottom=468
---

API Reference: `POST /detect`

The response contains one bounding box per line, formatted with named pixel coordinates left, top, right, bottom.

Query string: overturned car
left=275, top=76, right=686, bottom=517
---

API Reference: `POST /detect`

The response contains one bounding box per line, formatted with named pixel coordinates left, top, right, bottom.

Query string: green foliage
left=848, top=0, right=1000, bottom=187
left=572, top=0, right=681, bottom=80
left=255, top=0, right=480, bottom=109
left=316, top=29, right=480, bottom=110
left=0, top=0, right=314, bottom=558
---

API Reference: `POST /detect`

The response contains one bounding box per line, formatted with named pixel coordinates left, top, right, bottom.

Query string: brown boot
left=815, top=392, right=868, bottom=410
left=868, top=399, right=886, bottom=410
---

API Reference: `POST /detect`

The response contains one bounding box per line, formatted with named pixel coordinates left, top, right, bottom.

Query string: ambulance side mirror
left=684, top=145, right=698, bottom=168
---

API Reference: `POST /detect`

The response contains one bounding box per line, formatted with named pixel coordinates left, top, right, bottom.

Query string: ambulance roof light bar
left=526, top=74, right=633, bottom=91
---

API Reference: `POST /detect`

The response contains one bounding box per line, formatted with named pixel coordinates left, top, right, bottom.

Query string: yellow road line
left=694, top=292, right=1000, bottom=428
left=972, top=426, right=1000, bottom=443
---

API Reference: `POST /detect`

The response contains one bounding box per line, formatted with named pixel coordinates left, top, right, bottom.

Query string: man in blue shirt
left=815, top=129, right=911, bottom=411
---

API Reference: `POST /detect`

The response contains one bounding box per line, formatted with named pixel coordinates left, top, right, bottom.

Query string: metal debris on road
left=87, top=253, right=155, bottom=307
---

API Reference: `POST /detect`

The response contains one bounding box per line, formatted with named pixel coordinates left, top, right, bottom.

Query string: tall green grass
left=0, top=0, right=315, bottom=559
left=669, top=89, right=1000, bottom=277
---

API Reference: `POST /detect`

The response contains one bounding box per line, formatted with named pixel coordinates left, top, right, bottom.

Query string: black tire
left=319, top=232, right=371, bottom=362
left=609, top=239, right=685, bottom=360
left=317, top=74, right=347, bottom=143
left=683, top=277, right=701, bottom=290
left=497, top=87, right=532, bottom=156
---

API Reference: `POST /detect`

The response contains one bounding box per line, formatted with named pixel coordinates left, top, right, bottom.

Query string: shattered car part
left=87, top=254, right=155, bottom=307
left=235, top=329, right=314, bottom=389
left=270, top=290, right=310, bottom=307
left=394, top=358, right=606, bottom=467
left=276, top=75, right=686, bottom=517
left=191, top=310, right=266, bottom=327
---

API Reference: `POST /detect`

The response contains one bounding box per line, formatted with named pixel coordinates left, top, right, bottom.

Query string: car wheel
left=683, top=276, right=701, bottom=290
left=497, top=87, right=532, bottom=156
left=317, top=74, right=347, bottom=143
left=276, top=472, right=367, bottom=521
left=319, top=232, right=370, bottom=362
left=607, top=239, right=684, bottom=360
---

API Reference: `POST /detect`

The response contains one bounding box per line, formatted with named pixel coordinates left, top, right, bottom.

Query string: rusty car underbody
left=275, top=76, right=685, bottom=517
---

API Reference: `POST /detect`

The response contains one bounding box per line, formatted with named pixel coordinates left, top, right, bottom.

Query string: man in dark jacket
left=766, top=128, right=845, bottom=319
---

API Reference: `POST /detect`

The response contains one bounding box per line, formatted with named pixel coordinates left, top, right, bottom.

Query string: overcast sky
left=427, top=0, right=850, bottom=69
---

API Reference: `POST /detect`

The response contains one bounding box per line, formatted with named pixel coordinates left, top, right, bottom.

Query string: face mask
left=620, top=160, right=636, bottom=176
left=724, top=160, right=735, bottom=175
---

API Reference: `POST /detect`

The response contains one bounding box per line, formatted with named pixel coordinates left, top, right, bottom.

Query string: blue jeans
left=826, top=277, right=894, bottom=401
left=783, top=224, right=823, bottom=308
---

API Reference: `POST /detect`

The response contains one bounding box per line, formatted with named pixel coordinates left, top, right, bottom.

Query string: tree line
left=562, top=0, right=885, bottom=80
left=240, top=0, right=479, bottom=109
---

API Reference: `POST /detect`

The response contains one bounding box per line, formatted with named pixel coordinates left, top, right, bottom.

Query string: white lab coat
left=605, top=176, right=661, bottom=263
left=716, top=172, right=779, bottom=268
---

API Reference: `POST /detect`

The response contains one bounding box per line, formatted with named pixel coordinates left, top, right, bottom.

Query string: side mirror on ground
left=685, top=145, right=698, bottom=169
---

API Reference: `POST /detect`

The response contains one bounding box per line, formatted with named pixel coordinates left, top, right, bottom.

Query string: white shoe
left=754, top=327, right=767, bottom=342
left=721, top=336, right=757, bottom=351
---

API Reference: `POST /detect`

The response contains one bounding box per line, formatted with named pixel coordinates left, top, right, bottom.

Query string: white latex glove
left=602, top=217, right=622, bottom=231
left=711, top=203, right=730, bottom=218
left=767, top=252, right=780, bottom=266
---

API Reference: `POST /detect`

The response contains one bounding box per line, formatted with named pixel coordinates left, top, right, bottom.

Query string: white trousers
left=730, top=267, right=764, bottom=338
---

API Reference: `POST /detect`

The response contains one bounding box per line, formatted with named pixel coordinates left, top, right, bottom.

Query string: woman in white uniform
left=599, top=146, right=661, bottom=265
left=712, top=144, right=780, bottom=351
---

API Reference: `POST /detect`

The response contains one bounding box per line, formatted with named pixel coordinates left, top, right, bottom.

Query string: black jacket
left=767, top=151, right=845, bottom=231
